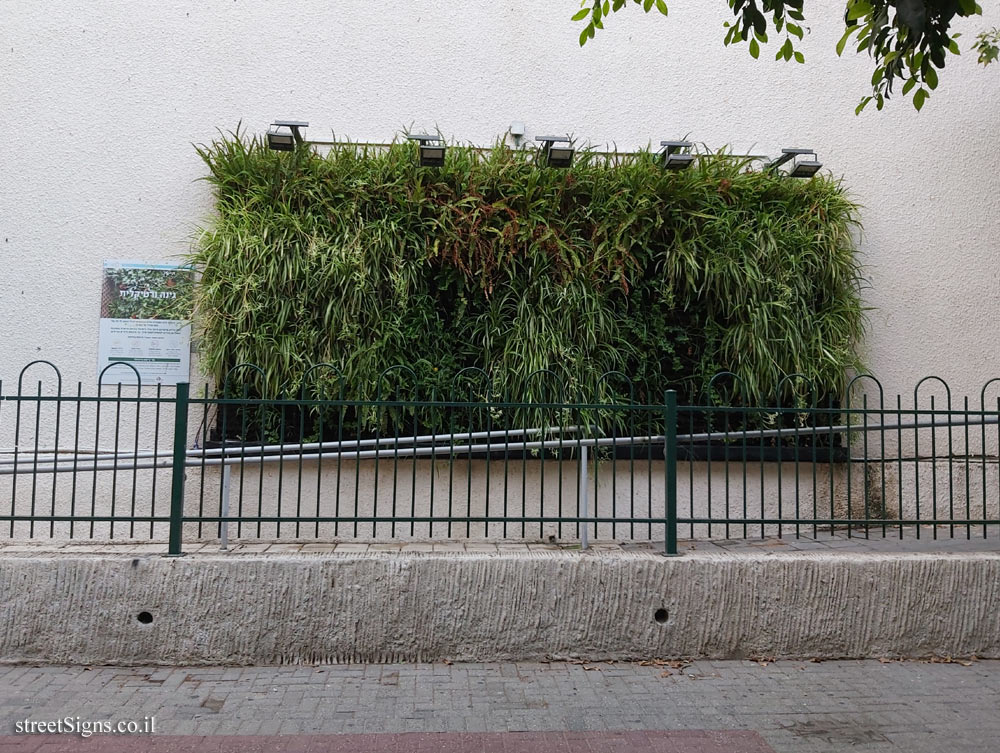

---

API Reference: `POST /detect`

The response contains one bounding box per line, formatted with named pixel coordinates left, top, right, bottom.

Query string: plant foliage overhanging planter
left=191, top=131, right=866, bottom=421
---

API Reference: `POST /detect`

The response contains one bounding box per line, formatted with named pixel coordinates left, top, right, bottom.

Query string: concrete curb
left=1, top=550, right=998, bottom=664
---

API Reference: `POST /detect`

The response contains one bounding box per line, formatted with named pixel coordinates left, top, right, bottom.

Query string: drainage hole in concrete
left=137, top=611, right=153, bottom=625
left=654, top=608, right=669, bottom=624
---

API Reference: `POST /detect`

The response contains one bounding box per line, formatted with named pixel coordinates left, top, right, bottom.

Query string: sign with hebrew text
left=97, top=261, right=194, bottom=385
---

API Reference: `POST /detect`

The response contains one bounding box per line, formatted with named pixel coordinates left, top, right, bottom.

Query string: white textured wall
left=2, top=0, right=999, bottom=398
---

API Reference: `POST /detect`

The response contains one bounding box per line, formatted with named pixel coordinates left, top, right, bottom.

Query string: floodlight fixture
left=267, top=120, right=309, bottom=151
left=407, top=134, right=447, bottom=167
left=789, top=156, right=822, bottom=178
left=766, top=147, right=822, bottom=178
left=537, top=135, right=574, bottom=168
left=660, top=140, right=695, bottom=171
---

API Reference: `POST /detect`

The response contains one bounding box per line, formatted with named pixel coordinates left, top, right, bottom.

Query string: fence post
left=167, top=382, right=190, bottom=556
left=664, top=389, right=679, bottom=556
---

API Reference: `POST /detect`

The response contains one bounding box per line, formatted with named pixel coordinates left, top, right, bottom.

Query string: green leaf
left=902, top=77, right=916, bottom=95
left=603, top=0, right=610, bottom=14
left=579, top=22, right=593, bottom=46
left=793, top=50, right=804, bottom=63
left=846, top=1, right=873, bottom=21
left=749, top=38, right=760, bottom=59
left=913, top=87, right=928, bottom=111
left=855, top=96, right=872, bottom=115
left=655, top=0, right=668, bottom=16
left=836, top=27, right=853, bottom=57
left=572, top=8, right=590, bottom=21
left=924, top=66, right=938, bottom=90
left=787, top=23, right=803, bottom=40
left=643, top=0, right=653, bottom=11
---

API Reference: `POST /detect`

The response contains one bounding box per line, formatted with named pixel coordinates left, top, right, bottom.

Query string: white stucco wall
left=2, top=0, right=999, bottom=398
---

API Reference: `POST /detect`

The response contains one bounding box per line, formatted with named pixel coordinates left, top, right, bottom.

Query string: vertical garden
left=191, top=132, right=865, bottom=415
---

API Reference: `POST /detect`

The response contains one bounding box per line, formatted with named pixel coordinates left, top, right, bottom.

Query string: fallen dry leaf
left=928, top=655, right=972, bottom=665
left=638, top=659, right=690, bottom=669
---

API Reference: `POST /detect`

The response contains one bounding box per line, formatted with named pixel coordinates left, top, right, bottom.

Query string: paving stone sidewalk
left=2, top=524, right=998, bottom=557
left=2, top=660, right=999, bottom=752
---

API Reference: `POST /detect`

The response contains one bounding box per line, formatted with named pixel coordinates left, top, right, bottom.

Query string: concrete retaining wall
left=1, top=549, right=997, bottom=665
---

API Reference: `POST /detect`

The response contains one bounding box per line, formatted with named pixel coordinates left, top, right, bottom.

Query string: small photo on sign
left=100, top=264, right=194, bottom=320
left=97, top=261, right=194, bottom=385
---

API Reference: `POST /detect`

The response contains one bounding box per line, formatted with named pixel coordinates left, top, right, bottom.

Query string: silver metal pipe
left=0, top=434, right=660, bottom=475
left=220, top=465, right=231, bottom=551
left=4, top=413, right=999, bottom=476
left=184, top=424, right=588, bottom=458
left=675, top=414, right=1000, bottom=443
left=4, top=413, right=996, bottom=468
left=579, top=444, right=589, bottom=551
left=0, top=425, right=590, bottom=467
left=0, top=447, right=121, bottom=456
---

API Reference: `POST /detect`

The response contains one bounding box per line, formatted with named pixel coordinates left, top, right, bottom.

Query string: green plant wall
left=191, top=131, right=865, bottom=405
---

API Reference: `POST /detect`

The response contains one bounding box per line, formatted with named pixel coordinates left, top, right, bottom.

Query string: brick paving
left=1, top=660, right=999, bottom=752
left=0, top=730, right=773, bottom=752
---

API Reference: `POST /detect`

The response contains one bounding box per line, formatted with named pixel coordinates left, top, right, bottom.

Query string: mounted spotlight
left=766, top=148, right=822, bottom=178
left=267, top=120, right=308, bottom=151
left=660, top=141, right=695, bottom=171
left=407, top=134, right=447, bottom=167
left=788, top=154, right=822, bottom=178
left=537, top=136, right=574, bottom=168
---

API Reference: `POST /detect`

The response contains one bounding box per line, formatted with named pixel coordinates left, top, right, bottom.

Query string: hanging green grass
left=190, top=129, right=865, bottom=412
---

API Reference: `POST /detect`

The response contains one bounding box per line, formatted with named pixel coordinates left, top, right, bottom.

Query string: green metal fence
left=2, top=361, right=999, bottom=555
